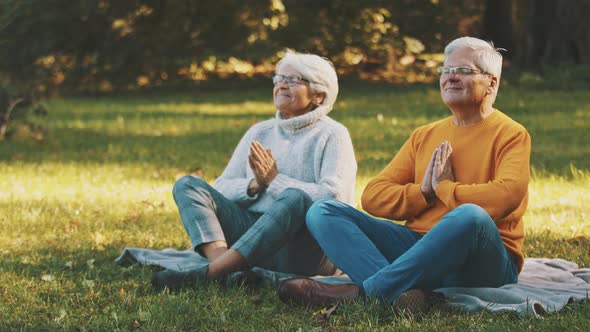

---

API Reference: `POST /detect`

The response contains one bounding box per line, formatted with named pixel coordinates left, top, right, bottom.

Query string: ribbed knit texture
left=361, top=109, right=531, bottom=271
left=214, top=105, right=357, bottom=213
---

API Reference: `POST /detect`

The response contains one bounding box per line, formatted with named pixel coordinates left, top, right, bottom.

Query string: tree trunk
left=482, top=0, right=514, bottom=58
left=519, top=0, right=590, bottom=68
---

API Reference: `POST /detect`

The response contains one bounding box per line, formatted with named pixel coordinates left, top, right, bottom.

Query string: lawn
left=1, top=81, right=589, bottom=331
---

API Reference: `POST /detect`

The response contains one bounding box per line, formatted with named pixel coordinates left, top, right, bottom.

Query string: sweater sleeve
left=361, top=132, right=433, bottom=220
left=266, top=128, right=357, bottom=203
left=213, top=127, right=260, bottom=205
left=435, top=128, right=531, bottom=221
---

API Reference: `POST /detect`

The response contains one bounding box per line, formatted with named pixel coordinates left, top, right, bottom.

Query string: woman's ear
left=314, top=92, right=326, bottom=106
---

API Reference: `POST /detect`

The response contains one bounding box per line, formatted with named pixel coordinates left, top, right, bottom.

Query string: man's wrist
left=421, top=189, right=436, bottom=205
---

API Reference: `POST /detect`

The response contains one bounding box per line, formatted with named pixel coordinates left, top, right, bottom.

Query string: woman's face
left=439, top=47, right=495, bottom=110
left=273, top=65, right=316, bottom=119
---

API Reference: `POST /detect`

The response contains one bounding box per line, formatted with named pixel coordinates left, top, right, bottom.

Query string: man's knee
left=305, top=199, right=345, bottom=234
left=454, top=203, right=494, bottom=230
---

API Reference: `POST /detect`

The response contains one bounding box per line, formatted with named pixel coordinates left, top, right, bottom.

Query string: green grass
left=1, top=81, right=589, bottom=330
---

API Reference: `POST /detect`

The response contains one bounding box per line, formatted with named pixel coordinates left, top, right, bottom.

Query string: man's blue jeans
left=306, top=200, right=519, bottom=303
left=172, top=175, right=336, bottom=276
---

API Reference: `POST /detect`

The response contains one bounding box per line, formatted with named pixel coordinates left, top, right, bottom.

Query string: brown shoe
left=278, top=277, right=359, bottom=306
left=392, top=289, right=444, bottom=316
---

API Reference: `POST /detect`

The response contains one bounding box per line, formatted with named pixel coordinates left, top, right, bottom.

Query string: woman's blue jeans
left=172, top=175, right=336, bottom=276
left=306, top=200, right=519, bottom=303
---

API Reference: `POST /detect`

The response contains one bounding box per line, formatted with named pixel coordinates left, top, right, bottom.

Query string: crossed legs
left=172, top=175, right=334, bottom=280
left=304, top=200, right=518, bottom=303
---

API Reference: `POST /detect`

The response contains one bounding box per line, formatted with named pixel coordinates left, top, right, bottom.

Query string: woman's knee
left=172, top=175, right=210, bottom=200
left=276, top=188, right=313, bottom=212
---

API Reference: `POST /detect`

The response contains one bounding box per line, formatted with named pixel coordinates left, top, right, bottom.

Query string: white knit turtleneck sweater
left=213, top=105, right=357, bottom=213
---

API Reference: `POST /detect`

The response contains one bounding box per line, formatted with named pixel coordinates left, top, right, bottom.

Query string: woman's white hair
left=445, top=37, right=504, bottom=103
left=275, top=50, right=339, bottom=110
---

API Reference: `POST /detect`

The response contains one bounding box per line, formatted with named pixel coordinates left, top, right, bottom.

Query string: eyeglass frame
left=437, top=66, right=492, bottom=77
left=272, top=74, right=313, bottom=86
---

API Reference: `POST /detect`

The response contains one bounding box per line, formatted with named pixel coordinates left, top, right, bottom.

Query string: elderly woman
left=152, top=51, right=357, bottom=289
left=279, top=37, right=531, bottom=311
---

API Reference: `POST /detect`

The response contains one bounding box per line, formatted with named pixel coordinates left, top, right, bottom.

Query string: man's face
left=439, top=47, right=495, bottom=109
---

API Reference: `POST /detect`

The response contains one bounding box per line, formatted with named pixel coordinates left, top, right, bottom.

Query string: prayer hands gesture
left=421, top=141, right=455, bottom=203
left=432, top=140, right=455, bottom=189
left=248, top=141, right=278, bottom=190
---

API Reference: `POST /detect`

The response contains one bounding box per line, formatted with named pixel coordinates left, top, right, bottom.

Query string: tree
left=482, top=0, right=513, bottom=57
left=517, top=0, right=590, bottom=68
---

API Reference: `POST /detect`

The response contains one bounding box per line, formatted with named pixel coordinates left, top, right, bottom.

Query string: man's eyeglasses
left=437, top=66, right=489, bottom=76
left=272, top=74, right=311, bottom=86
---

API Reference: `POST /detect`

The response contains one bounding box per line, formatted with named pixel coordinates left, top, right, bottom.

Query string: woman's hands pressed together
left=247, top=141, right=278, bottom=196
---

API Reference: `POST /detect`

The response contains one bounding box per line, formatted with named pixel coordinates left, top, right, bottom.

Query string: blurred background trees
left=1, top=0, right=589, bottom=95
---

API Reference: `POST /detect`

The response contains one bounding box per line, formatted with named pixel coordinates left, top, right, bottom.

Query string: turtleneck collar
left=275, top=105, right=331, bottom=133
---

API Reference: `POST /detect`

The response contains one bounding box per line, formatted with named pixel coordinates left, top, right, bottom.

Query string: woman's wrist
left=247, top=178, right=265, bottom=197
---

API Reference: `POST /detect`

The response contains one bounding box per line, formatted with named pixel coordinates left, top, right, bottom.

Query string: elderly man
left=278, top=37, right=531, bottom=312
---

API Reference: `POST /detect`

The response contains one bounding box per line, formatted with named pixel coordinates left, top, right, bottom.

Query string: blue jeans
left=172, top=175, right=336, bottom=276
left=306, top=200, right=519, bottom=303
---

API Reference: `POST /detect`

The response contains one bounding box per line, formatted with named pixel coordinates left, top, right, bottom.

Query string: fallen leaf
left=312, top=305, right=338, bottom=324
left=83, top=279, right=95, bottom=288
left=41, top=274, right=54, bottom=282
left=87, top=287, right=96, bottom=300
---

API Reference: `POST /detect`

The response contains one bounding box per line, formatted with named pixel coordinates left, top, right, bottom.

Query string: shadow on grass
left=524, top=232, right=590, bottom=265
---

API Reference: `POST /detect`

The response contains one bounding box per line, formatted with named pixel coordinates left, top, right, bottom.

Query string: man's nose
left=448, top=75, right=460, bottom=82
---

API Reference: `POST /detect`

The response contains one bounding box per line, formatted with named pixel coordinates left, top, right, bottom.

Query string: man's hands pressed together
left=421, top=141, right=455, bottom=204
left=432, top=140, right=455, bottom=190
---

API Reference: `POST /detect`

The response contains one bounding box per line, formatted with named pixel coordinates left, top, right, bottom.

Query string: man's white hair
left=276, top=50, right=339, bottom=110
left=445, top=37, right=504, bottom=103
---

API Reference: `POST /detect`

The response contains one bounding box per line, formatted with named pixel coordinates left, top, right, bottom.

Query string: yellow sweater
left=361, top=110, right=531, bottom=271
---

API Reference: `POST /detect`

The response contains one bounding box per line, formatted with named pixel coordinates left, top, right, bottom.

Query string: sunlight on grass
left=136, top=101, right=274, bottom=115
left=1, top=163, right=186, bottom=256
left=2, top=163, right=588, bottom=257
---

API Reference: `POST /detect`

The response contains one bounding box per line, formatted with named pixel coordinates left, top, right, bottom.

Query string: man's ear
left=314, top=92, right=326, bottom=106
left=489, top=76, right=498, bottom=88
left=487, top=76, right=498, bottom=95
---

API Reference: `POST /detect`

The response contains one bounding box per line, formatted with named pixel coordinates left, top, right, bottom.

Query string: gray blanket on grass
left=115, top=248, right=590, bottom=318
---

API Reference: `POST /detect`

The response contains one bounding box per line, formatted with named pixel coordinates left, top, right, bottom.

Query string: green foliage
left=1, top=0, right=481, bottom=92
left=0, top=81, right=47, bottom=141
left=1, top=83, right=589, bottom=330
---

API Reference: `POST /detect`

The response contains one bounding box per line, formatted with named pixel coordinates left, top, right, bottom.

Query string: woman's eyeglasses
left=437, top=66, right=490, bottom=76
left=272, top=74, right=311, bottom=86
